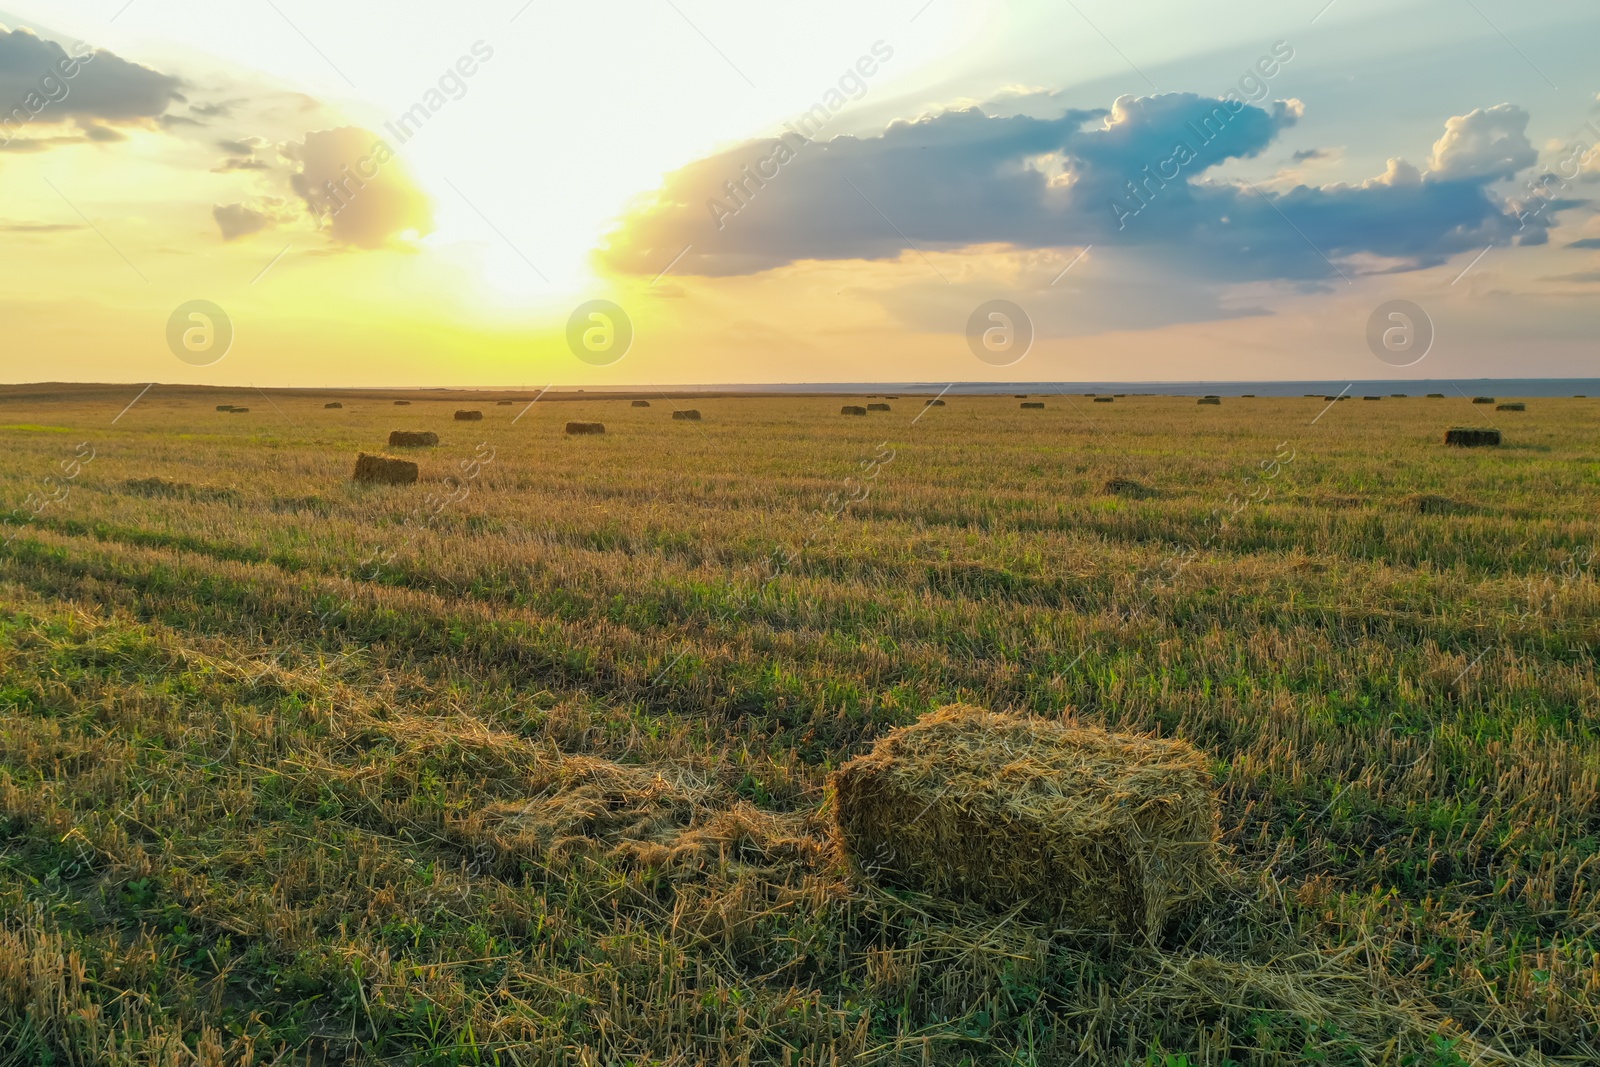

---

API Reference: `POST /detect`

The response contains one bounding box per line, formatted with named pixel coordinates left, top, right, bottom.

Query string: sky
left=0, top=0, right=1596, bottom=387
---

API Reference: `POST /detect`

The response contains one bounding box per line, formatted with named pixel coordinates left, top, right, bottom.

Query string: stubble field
left=0, top=384, right=1596, bottom=1066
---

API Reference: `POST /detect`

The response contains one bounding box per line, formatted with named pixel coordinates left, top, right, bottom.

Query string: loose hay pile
left=388, top=430, right=439, bottom=447
left=1444, top=427, right=1500, bottom=447
left=831, top=704, right=1220, bottom=937
left=566, top=421, right=605, bottom=435
left=841, top=405, right=867, bottom=416
left=353, top=452, right=419, bottom=485
left=672, top=409, right=701, bottom=420
left=454, top=409, right=483, bottom=421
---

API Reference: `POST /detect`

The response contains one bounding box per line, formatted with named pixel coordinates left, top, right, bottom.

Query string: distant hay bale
left=388, top=430, right=438, bottom=447
left=1575, top=395, right=1587, bottom=398
left=831, top=705, right=1220, bottom=936
left=1322, top=396, right=1338, bottom=402
left=1390, top=393, right=1407, bottom=398
left=454, top=410, right=483, bottom=421
left=1021, top=402, right=1045, bottom=409
left=1427, top=393, right=1445, bottom=398
left=1014, top=394, right=1028, bottom=398
left=1444, top=427, right=1500, bottom=447
left=632, top=400, right=650, bottom=407
left=1240, top=394, right=1255, bottom=398
left=497, top=400, right=514, bottom=406
left=885, top=395, right=900, bottom=399
left=924, top=399, right=946, bottom=406
left=1496, top=402, right=1525, bottom=411
left=1197, top=397, right=1221, bottom=406
left=841, top=405, right=867, bottom=416
left=393, top=400, right=411, bottom=405
left=324, top=401, right=343, bottom=409
left=1113, top=393, right=1126, bottom=397
left=230, top=407, right=250, bottom=413
left=353, top=452, right=418, bottom=485
left=1471, top=396, right=1495, bottom=404
left=566, top=421, right=605, bottom=435
left=671, top=409, right=702, bottom=420
left=215, top=404, right=235, bottom=412
left=867, top=403, right=891, bottom=411
left=1104, top=477, right=1157, bottom=499
left=1092, top=397, right=1114, bottom=403
left=1363, top=396, right=1382, bottom=401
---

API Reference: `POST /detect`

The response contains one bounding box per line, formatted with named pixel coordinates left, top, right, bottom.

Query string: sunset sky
left=1, top=0, right=1596, bottom=386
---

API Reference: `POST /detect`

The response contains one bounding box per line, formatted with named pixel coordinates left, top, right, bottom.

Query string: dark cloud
left=1567, top=237, right=1600, bottom=249
left=212, top=198, right=294, bottom=242
left=601, top=92, right=1559, bottom=285
left=0, top=27, right=182, bottom=133
left=1291, top=147, right=1331, bottom=162
left=212, top=135, right=271, bottom=172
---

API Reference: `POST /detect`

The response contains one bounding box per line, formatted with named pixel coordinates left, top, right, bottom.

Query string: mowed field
left=0, top=384, right=1596, bottom=1066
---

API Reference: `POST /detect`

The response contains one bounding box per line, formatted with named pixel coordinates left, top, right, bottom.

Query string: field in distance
left=0, top=387, right=1596, bottom=1065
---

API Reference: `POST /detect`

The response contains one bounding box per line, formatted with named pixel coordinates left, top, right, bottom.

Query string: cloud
left=0, top=220, right=82, bottom=232
left=601, top=92, right=1556, bottom=286
left=212, top=197, right=294, bottom=242
left=212, top=134, right=271, bottom=172
left=1568, top=238, right=1600, bottom=249
left=1291, top=147, right=1332, bottom=162
left=283, top=127, right=432, bottom=249
left=1426, top=104, right=1536, bottom=182
left=0, top=27, right=182, bottom=135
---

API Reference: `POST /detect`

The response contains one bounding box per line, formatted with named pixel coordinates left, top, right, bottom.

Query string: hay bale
left=632, top=400, right=650, bottom=407
left=1427, top=393, right=1445, bottom=398
left=1014, top=394, right=1028, bottom=398
left=353, top=452, right=418, bottom=485
left=867, top=403, right=891, bottom=411
left=324, top=401, right=343, bottom=409
left=831, top=705, right=1219, bottom=935
left=454, top=410, right=483, bottom=421
left=841, top=405, right=867, bottom=416
left=1240, top=394, right=1255, bottom=398
left=924, top=399, right=946, bottom=407
left=388, top=430, right=439, bottom=447
left=885, top=395, right=900, bottom=399
left=1496, top=402, right=1525, bottom=411
left=1471, top=396, right=1495, bottom=404
left=1021, top=402, right=1045, bottom=409
left=1197, top=397, right=1221, bottom=406
left=566, top=421, right=605, bottom=435
left=1322, top=396, right=1338, bottom=402
left=672, top=409, right=702, bottom=420
left=1092, top=397, right=1114, bottom=403
left=393, top=400, right=411, bottom=406
left=1391, top=393, right=1407, bottom=398
left=496, top=400, right=514, bottom=406
left=1363, top=396, right=1382, bottom=401
left=1444, top=427, right=1500, bottom=447
left=230, top=407, right=250, bottom=413
left=215, top=404, right=235, bottom=412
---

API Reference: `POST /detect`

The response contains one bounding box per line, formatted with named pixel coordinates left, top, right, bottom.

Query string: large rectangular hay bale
left=454, top=409, right=484, bottom=421
left=632, top=400, right=651, bottom=407
left=1197, top=397, right=1221, bottom=405
left=1021, top=401, right=1045, bottom=409
left=867, top=403, right=891, bottom=411
left=831, top=705, right=1219, bottom=936
left=841, top=405, right=867, bottom=416
left=671, top=409, right=701, bottom=420
left=1444, top=427, right=1501, bottom=447
left=566, top=421, right=605, bottom=435
left=388, top=430, right=439, bottom=447
left=1496, top=402, right=1525, bottom=411
left=353, top=452, right=418, bottom=485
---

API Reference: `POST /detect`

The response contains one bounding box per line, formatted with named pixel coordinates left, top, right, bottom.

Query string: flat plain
left=0, top=384, right=1596, bottom=1065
